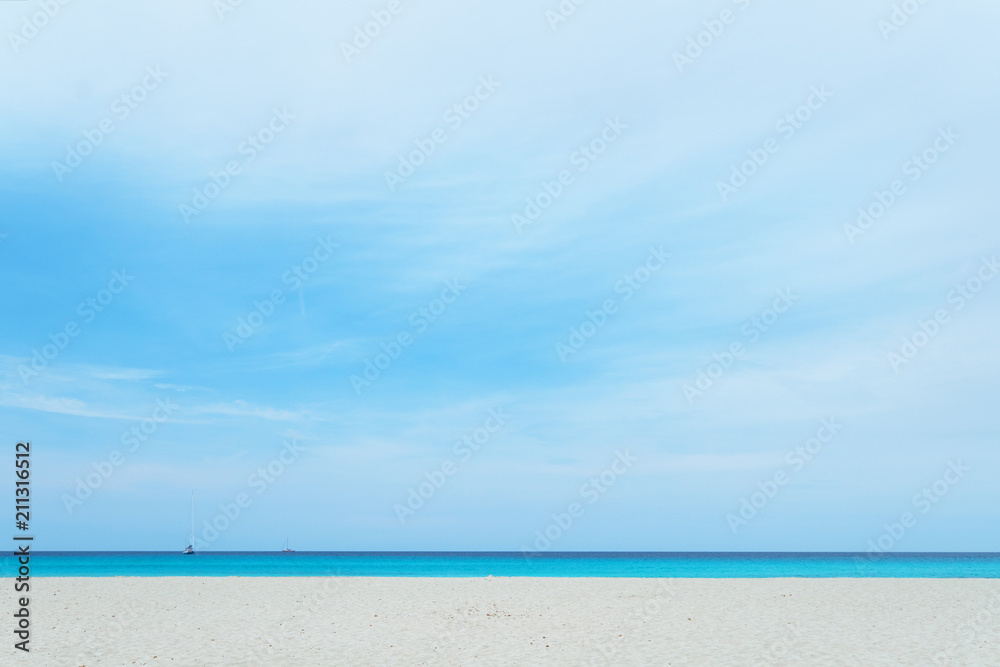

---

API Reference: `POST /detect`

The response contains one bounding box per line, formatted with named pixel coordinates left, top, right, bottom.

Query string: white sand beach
left=15, top=577, right=1000, bottom=665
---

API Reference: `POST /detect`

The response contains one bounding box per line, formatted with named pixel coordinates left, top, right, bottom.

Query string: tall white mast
left=189, top=492, right=194, bottom=545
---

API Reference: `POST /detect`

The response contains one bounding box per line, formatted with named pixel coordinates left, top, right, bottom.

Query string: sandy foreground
left=7, top=577, right=999, bottom=666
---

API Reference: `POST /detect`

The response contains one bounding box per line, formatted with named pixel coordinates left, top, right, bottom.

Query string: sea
left=4, top=552, right=1000, bottom=577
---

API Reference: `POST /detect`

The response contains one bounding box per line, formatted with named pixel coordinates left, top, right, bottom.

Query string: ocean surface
left=5, top=552, right=1000, bottom=577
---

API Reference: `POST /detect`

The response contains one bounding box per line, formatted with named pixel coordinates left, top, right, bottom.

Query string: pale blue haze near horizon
left=0, top=0, right=998, bottom=552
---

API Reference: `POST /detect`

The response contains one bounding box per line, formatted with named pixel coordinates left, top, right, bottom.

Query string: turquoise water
left=5, top=552, right=999, bottom=577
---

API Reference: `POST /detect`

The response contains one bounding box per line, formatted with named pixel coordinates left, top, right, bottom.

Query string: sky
left=1, top=0, right=998, bottom=552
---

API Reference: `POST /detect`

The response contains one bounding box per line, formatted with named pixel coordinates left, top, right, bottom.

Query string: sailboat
left=182, top=493, right=195, bottom=555
left=281, top=538, right=294, bottom=553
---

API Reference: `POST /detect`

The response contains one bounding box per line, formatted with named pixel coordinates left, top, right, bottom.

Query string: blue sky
left=1, top=0, right=998, bottom=551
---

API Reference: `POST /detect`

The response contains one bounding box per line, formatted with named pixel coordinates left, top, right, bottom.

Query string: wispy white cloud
left=0, top=393, right=137, bottom=420
left=154, top=383, right=204, bottom=392
left=90, top=367, right=164, bottom=381
left=190, top=400, right=304, bottom=422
